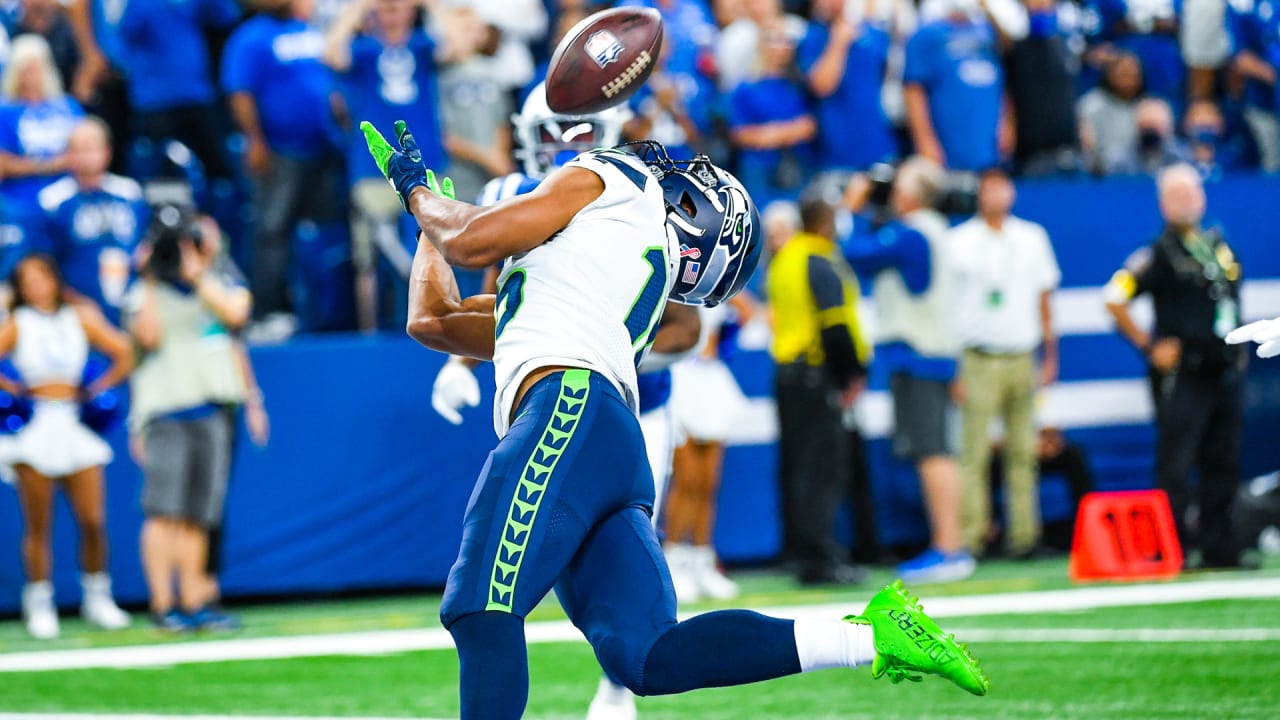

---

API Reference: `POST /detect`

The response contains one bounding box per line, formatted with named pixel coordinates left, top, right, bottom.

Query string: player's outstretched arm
left=406, top=165, right=605, bottom=269
left=406, top=227, right=497, bottom=359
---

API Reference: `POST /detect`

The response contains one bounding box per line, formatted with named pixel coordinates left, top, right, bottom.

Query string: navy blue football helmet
left=628, top=141, right=761, bottom=307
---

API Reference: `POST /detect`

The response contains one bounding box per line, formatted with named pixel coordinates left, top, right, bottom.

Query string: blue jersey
left=729, top=76, right=813, bottom=207
left=91, top=0, right=128, bottom=67
left=221, top=15, right=335, bottom=158
left=342, top=32, right=446, bottom=186
left=0, top=98, right=83, bottom=212
left=903, top=20, right=1003, bottom=171
left=797, top=21, right=898, bottom=171
left=1227, top=0, right=1280, bottom=110
left=0, top=200, right=37, bottom=281
left=479, top=171, right=673, bottom=412
left=38, top=175, right=148, bottom=325
left=119, top=0, right=240, bottom=111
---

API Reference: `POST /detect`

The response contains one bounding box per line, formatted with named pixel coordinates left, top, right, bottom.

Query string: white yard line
left=950, top=628, right=1280, bottom=642
left=1, top=576, right=1277, bottom=673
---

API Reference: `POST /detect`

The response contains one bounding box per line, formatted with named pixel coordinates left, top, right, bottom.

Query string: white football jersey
left=491, top=149, right=677, bottom=437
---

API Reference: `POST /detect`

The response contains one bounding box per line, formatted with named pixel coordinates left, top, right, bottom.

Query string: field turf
left=2, top=559, right=1278, bottom=719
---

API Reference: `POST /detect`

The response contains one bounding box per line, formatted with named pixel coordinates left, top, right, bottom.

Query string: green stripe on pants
left=486, top=369, right=591, bottom=612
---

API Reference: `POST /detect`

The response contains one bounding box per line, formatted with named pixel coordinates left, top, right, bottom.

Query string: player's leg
left=558, top=507, right=988, bottom=696
left=441, top=370, right=626, bottom=720
left=585, top=401, right=681, bottom=720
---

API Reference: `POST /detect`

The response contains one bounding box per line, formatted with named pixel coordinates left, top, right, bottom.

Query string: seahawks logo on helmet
left=630, top=140, right=760, bottom=308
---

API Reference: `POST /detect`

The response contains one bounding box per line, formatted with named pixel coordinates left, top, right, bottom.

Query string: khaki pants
left=959, top=349, right=1039, bottom=555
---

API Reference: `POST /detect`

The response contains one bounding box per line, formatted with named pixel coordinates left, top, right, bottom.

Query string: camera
left=143, top=203, right=202, bottom=286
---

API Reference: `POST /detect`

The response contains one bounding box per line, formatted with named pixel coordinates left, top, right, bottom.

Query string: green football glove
left=361, top=120, right=455, bottom=208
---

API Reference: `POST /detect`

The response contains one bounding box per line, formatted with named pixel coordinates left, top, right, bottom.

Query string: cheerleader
left=663, top=296, right=756, bottom=603
left=0, top=254, right=134, bottom=638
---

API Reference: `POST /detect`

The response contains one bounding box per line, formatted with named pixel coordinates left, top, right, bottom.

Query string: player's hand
left=432, top=358, right=480, bottom=425
left=362, top=120, right=455, bottom=209
left=1227, top=317, right=1280, bottom=359
left=1148, top=337, right=1181, bottom=373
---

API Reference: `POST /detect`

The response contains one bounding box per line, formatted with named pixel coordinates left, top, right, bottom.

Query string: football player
left=427, top=84, right=700, bottom=720
left=361, top=118, right=989, bottom=718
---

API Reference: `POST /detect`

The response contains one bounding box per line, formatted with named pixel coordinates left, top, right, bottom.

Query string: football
left=544, top=7, right=664, bottom=115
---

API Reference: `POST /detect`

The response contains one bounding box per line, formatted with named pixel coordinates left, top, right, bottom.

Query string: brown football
left=544, top=7, right=664, bottom=115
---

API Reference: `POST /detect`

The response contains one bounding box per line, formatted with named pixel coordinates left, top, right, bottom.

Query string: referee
left=767, top=195, right=870, bottom=585
left=1104, top=164, right=1250, bottom=569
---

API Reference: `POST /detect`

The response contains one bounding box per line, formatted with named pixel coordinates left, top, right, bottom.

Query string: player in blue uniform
left=363, top=114, right=988, bottom=718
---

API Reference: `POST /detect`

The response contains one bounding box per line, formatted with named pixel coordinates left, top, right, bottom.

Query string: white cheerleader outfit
left=670, top=305, right=751, bottom=444
left=0, top=306, right=112, bottom=479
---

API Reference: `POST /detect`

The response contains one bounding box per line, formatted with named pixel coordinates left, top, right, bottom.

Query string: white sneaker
left=81, top=573, right=131, bottom=630
left=664, top=543, right=702, bottom=604
left=22, top=581, right=60, bottom=639
left=585, top=677, right=636, bottom=720
left=692, top=545, right=739, bottom=601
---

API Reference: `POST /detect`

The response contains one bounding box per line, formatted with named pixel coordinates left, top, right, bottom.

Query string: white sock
left=793, top=619, right=878, bottom=671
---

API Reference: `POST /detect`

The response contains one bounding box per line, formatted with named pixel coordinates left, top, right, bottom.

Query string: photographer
left=125, top=204, right=249, bottom=631
left=842, top=156, right=974, bottom=584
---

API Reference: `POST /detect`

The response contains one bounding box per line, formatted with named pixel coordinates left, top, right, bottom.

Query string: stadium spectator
left=1004, top=0, right=1084, bottom=176
left=1181, top=0, right=1231, bottom=100
left=620, top=0, right=720, bottom=155
left=126, top=204, right=250, bottom=630
left=797, top=0, right=898, bottom=176
left=1078, top=51, right=1144, bottom=175
left=0, top=35, right=81, bottom=215
left=1084, top=0, right=1183, bottom=104
left=324, top=0, right=456, bottom=331
left=665, top=303, right=753, bottom=603
left=1183, top=98, right=1239, bottom=180
left=10, top=0, right=81, bottom=91
left=436, top=9, right=519, bottom=206
left=1130, top=96, right=1191, bottom=174
left=36, top=117, right=147, bottom=326
left=903, top=0, right=1006, bottom=172
left=454, top=0, right=546, bottom=89
left=118, top=0, right=239, bottom=184
left=1226, top=0, right=1280, bottom=172
left=728, top=20, right=815, bottom=209
left=223, top=0, right=340, bottom=335
left=767, top=194, right=869, bottom=586
left=0, top=254, right=133, bottom=639
left=843, top=156, right=974, bottom=584
left=949, top=169, right=1060, bottom=559
left=623, top=40, right=702, bottom=159
left=1104, top=163, right=1251, bottom=569
left=66, top=0, right=131, bottom=175
left=716, top=0, right=806, bottom=91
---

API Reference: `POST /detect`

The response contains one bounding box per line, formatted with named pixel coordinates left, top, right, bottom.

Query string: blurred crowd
left=0, top=0, right=1270, bottom=339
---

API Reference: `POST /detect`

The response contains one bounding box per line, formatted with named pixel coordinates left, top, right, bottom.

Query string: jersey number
left=625, top=247, right=668, bottom=365
left=494, top=249, right=667, bottom=362
left=495, top=269, right=526, bottom=338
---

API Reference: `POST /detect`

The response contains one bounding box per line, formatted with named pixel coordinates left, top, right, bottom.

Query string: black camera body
left=143, top=203, right=202, bottom=286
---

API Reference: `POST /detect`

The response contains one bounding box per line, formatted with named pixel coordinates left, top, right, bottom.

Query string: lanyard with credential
left=1181, top=231, right=1239, bottom=338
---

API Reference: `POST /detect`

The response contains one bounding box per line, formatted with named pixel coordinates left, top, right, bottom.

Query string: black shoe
left=797, top=563, right=867, bottom=586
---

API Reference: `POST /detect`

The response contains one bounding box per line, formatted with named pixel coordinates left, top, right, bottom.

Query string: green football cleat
left=845, top=579, right=990, bottom=696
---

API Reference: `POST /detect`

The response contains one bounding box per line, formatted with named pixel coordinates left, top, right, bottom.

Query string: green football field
left=2, top=559, right=1279, bottom=720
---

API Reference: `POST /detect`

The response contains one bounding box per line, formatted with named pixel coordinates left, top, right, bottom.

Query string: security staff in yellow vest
left=1104, top=164, right=1251, bottom=570
left=842, top=156, right=975, bottom=585
left=767, top=195, right=869, bottom=586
